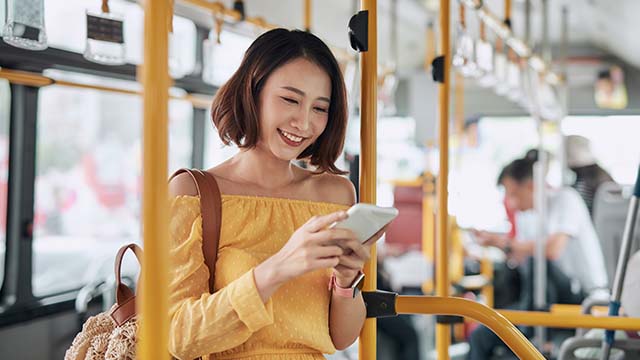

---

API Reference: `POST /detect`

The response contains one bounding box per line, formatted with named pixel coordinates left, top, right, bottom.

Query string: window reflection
left=33, top=73, right=192, bottom=296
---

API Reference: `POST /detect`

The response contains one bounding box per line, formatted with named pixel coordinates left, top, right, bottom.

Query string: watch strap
left=328, top=271, right=365, bottom=298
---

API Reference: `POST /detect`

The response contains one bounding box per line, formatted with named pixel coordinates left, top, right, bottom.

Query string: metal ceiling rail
left=460, top=0, right=563, bottom=85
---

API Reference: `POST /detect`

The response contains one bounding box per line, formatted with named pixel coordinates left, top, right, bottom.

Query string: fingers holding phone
left=329, top=204, right=398, bottom=287
left=330, top=203, right=398, bottom=243
left=363, top=224, right=389, bottom=246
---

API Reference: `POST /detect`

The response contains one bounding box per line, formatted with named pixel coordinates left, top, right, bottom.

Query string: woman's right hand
left=254, top=211, right=355, bottom=302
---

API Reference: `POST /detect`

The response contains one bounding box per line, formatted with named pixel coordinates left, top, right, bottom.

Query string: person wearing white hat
left=566, top=135, right=614, bottom=216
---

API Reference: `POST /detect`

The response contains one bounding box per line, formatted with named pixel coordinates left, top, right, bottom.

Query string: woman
left=168, top=29, right=382, bottom=360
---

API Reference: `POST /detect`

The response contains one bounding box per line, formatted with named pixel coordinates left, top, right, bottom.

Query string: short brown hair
left=210, top=28, right=348, bottom=174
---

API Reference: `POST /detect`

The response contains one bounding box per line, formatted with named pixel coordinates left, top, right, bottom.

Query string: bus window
left=45, top=0, right=143, bottom=64
left=448, top=116, right=562, bottom=230
left=45, top=0, right=196, bottom=77
left=0, top=80, right=10, bottom=291
left=562, top=116, right=640, bottom=184
left=203, top=30, right=252, bottom=86
left=169, top=16, right=197, bottom=79
left=201, top=30, right=251, bottom=166
left=33, top=73, right=192, bottom=296
left=203, top=112, right=238, bottom=168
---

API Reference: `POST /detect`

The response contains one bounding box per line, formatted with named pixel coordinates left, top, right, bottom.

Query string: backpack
left=64, top=169, right=221, bottom=360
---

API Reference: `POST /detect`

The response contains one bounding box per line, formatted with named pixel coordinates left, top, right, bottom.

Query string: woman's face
left=257, top=57, right=331, bottom=162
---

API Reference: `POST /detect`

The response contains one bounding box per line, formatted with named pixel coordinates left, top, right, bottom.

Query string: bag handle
left=169, top=168, right=222, bottom=293
left=111, top=243, right=143, bottom=326
left=114, top=243, right=143, bottom=304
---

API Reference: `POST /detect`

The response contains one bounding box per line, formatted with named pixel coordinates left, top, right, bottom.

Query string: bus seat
left=385, top=184, right=423, bottom=251
left=558, top=336, right=640, bottom=360
left=592, top=182, right=640, bottom=286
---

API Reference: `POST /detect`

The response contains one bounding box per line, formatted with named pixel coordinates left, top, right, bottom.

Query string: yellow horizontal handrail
left=549, top=304, right=609, bottom=316
left=54, top=79, right=140, bottom=96
left=183, top=93, right=214, bottom=109
left=0, top=68, right=54, bottom=87
left=245, top=16, right=277, bottom=30
left=179, top=0, right=242, bottom=22
left=0, top=68, right=212, bottom=109
left=499, top=310, right=640, bottom=331
left=397, top=296, right=544, bottom=359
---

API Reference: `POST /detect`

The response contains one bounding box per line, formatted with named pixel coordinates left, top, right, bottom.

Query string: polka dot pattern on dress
left=168, top=195, right=348, bottom=360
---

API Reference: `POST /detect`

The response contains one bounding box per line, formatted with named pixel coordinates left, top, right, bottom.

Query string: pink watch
left=328, top=271, right=365, bottom=298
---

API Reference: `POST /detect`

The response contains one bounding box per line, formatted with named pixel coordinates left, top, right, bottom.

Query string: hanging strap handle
left=170, top=169, right=222, bottom=293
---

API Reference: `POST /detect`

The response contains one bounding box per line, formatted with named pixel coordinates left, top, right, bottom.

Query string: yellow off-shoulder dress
left=168, top=194, right=348, bottom=360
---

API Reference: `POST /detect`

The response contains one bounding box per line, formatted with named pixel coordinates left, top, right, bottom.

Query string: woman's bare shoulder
left=306, top=171, right=356, bottom=206
left=169, top=162, right=232, bottom=198
left=169, top=172, right=198, bottom=197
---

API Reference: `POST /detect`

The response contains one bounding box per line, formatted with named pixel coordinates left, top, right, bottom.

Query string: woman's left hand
left=333, top=226, right=388, bottom=287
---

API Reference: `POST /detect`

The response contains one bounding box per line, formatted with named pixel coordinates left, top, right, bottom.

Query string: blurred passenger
left=566, top=134, right=614, bottom=216
left=468, top=153, right=608, bottom=360
left=168, top=29, right=387, bottom=360
left=502, top=149, right=549, bottom=240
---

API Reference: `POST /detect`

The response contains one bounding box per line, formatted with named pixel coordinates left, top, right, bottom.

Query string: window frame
left=0, top=23, right=216, bottom=326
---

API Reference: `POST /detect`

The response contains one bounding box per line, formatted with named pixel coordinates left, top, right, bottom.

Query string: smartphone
left=330, top=203, right=399, bottom=243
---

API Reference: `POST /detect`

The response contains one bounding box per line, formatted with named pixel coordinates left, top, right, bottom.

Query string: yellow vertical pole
left=481, top=251, right=495, bottom=307
left=138, top=0, right=171, bottom=359
left=436, top=0, right=451, bottom=358
left=454, top=73, right=464, bottom=139
left=505, top=0, right=512, bottom=22
left=422, top=174, right=435, bottom=263
left=422, top=19, right=436, bottom=293
left=424, top=21, right=435, bottom=72
left=304, top=0, right=312, bottom=31
left=359, top=1, right=377, bottom=359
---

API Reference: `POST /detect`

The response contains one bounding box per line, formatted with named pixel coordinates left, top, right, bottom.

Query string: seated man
left=468, top=154, right=608, bottom=360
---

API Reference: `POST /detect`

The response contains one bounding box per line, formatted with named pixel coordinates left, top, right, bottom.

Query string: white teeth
left=280, top=130, right=303, bottom=142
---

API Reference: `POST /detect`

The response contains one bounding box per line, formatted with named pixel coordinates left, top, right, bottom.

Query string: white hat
left=566, top=135, right=597, bottom=168
left=621, top=251, right=640, bottom=318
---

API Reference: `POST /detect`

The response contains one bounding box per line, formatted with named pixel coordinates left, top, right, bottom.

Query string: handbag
left=64, top=169, right=221, bottom=360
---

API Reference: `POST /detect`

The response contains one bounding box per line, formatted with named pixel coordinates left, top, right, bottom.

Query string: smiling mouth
left=278, top=129, right=306, bottom=147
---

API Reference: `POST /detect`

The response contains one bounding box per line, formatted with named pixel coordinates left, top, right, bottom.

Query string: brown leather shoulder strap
left=170, top=168, right=222, bottom=293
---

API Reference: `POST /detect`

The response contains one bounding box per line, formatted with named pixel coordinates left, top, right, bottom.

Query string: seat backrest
left=385, top=185, right=423, bottom=251
left=592, top=181, right=640, bottom=286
